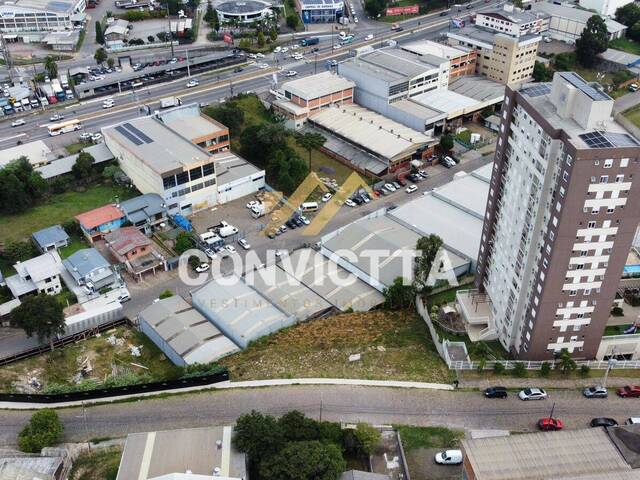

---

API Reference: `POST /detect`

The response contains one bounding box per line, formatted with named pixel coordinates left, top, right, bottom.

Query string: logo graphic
left=264, top=172, right=372, bottom=237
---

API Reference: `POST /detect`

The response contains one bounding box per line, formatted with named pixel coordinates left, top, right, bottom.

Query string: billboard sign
left=385, top=5, right=418, bottom=16
left=222, top=32, right=233, bottom=45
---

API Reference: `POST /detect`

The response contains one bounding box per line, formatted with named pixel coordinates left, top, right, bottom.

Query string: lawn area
left=59, top=234, right=90, bottom=259
left=0, top=184, right=138, bottom=243
left=624, top=105, right=640, bottom=129
left=290, top=141, right=355, bottom=185
left=397, top=426, right=464, bottom=451
left=0, top=326, right=182, bottom=393
left=220, top=310, right=454, bottom=383
left=610, top=37, right=640, bottom=55
left=65, top=141, right=93, bottom=155
left=69, top=447, right=122, bottom=480
left=424, top=276, right=474, bottom=308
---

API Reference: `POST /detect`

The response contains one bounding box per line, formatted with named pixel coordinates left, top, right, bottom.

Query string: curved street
left=0, top=384, right=638, bottom=446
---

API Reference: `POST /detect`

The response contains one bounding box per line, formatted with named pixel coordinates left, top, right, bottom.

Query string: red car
left=538, top=418, right=564, bottom=431
left=618, top=385, right=640, bottom=397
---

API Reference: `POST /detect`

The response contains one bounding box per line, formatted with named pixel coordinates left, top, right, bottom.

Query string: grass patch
left=397, top=426, right=464, bottom=451
left=65, top=141, right=92, bottom=155
left=0, top=326, right=182, bottom=393
left=425, top=277, right=474, bottom=308
left=59, top=235, right=89, bottom=259
left=604, top=324, right=632, bottom=336
left=0, top=184, right=138, bottom=243
left=220, top=310, right=453, bottom=383
left=290, top=141, right=355, bottom=185
left=624, top=105, right=640, bottom=129
left=610, top=37, right=640, bottom=56
left=69, top=446, right=122, bottom=480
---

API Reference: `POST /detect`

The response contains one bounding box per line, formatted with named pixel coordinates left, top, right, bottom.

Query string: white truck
left=60, top=74, right=69, bottom=89
left=251, top=204, right=265, bottom=218
left=199, top=231, right=223, bottom=246
left=218, top=225, right=238, bottom=238
left=160, top=96, right=182, bottom=109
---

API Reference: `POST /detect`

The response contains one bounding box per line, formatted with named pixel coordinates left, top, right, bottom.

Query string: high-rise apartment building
left=457, top=72, right=640, bottom=359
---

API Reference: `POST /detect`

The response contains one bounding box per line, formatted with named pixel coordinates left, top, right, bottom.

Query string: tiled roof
left=75, top=204, right=124, bottom=230
left=104, top=226, right=151, bottom=256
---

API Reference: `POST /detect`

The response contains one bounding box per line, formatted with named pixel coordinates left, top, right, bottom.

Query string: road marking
left=138, top=431, right=156, bottom=480
left=0, top=133, right=26, bottom=142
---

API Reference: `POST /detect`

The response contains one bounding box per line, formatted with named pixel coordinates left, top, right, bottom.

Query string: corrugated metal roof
left=282, top=71, right=355, bottom=100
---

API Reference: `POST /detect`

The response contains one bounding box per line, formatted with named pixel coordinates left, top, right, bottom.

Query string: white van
left=300, top=201, right=318, bottom=212
left=626, top=418, right=640, bottom=425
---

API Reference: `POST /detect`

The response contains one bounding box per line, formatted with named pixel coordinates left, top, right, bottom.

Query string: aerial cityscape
left=2, top=0, right=640, bottom=477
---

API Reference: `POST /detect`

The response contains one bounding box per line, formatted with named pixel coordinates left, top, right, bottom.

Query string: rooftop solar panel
left=522, top=84, right=551, bottom=97
left=123, top=122, right=153, bottom=144
left=115, top=125, right=143, bottom=146
left=559, top=72, right=610, bottom=102
left=579, top=131, right=640, bottom=149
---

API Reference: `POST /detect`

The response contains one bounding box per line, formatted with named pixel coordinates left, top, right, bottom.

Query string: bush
left=580, top=364, right=591, bottom=377
left=353, top=423, right=380, bottom=456
left=513, top=362, right=527, bottom=378
left=159, top=289, right=174, bottom=299
left=181, top=362, right=226, bottom=378
left=540, top=362, right=551, bottom=377
left=611, top=306, right=624, bottom=316
left=493, top=362, right=505, bottom=374
left=18, top=410, right=63, bottom=452
left=477, top=358, right=486, bottom=373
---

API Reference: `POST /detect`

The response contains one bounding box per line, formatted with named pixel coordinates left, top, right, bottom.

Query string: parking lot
left=128, top=19, right=169, bottom=41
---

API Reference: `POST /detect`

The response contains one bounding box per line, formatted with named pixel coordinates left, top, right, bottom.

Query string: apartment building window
left=584, top=289, right=591, bottom=296
left=563, top=171, right=569, bottom=182
left=588, top=221, right=596, bottom=228
left=616, top=175, right=624, bottom=183
left=569, top=290, right=577, bottom=296
left=590, top=176, right=596, bottom=183
left=621, top=158, right=629, bottom=167
left=600, top=175, right=608, bottom=183
left=604, top=159, right=613, bottom=168
left=607, top=207, right=615, bottom=214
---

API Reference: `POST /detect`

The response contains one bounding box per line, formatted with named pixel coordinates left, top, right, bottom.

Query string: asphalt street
left=0, top=385, right=638, bottom=445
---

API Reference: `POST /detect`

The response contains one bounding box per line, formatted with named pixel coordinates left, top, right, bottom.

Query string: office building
left=296, top=0, right=343, bottom=23
left=0, top=0, right=85, bottom=42
left=447, top=25, right=540, bottom=84
left=460, top=72, right=640, bottom=359
left=401, top=40, right=477, bottom=79
left=215, top=0, right=272, bottom=24
left=474, top=5, right=549, bottom=37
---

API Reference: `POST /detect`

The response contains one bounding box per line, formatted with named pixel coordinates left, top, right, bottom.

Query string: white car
left=248, top=53, right=257, bottom=59
left=365, top=34, right=373, bottom=40
left=518, top=387, right=548, bottom=401
left=406, top=185, right=418, bottom=194
left=284, top=70, right=297, bottom=77
left=117, top=290, right=131, bottom=302
left=300, top=215, right=310, bottom=225
left=49, top=113, right=64, bottom=121
left=333, top=44, right=342, bottom=50
left=384, top=183, right=396, bottom=192
left=204, top=248, right=217, bottom=260
left=273, top=46, right=282, bottom=53
left=186, top=79, right=199, bottom=88
left=345, top=198, right=356, bottom=207
left=256, top=52, right=265, bottom=58
left=11, top=119, right=25, bottom=127
left=238, top=238, right=251, bottom=250
left=281, top=47, right=289, bottom=53
left=225, top=245, right=237, bottom=254
left=246, top=200, right=260, bottom=209
left=291, top=44, right=300, bottom=50
left=258, top=63, right=270, bottom=69
left=91, top=133, right=103, bottom=142
left=195, top=263, right=210, bottom=273
left=103, top=101, right=114, bottom=109
left=354, top=16, right=358, bottom=23
left=79, top=132, right=92, bottom=141
left=321, top=192, right=333, bottom=202
left=434, top=450, right=463, bottom=465
left=293, top=54, right=304, bottom=60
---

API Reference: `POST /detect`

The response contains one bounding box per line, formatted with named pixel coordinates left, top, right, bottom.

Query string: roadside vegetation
left=69, top=447, right=122, bottom=480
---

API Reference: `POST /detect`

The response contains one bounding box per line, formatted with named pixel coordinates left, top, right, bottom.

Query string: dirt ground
left=406, top=448, right=462, bottom=480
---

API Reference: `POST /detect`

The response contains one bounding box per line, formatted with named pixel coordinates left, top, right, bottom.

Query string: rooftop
left=104, top=226, right=151, bottom=256
left=447, top=25, right=541, bottom=48
left=14, top=251, right=61, bottom=283
left=0, top=140, right=51, bottom=169
left=139, top=296, right=239, bottom=365
left=0, top=0, right=76, bottom=13
left=75, top=204, right=125, bottom=230
left=116, top=426, right=246, bottom=480
left=401, top=40, right=471, bottom=59
left=32, top=225, right=69, bottom=249
left=157, top=103, right=227, bottom=140
left=411, top=89, right=478, bottom=119
left=119, top=193, right=166, bottom=225
left=282, top=71, right=355, bottom=100
left=477, top=8, right=546, bottom=24
left=342, top=48, right=446, bottom=83
left=600, top=48, right=640, bottom=68
left=36, top=142, right=114, bottom=179
left=214, top=151, right=264, bottom=186
left=62, top=248, right=110, bottom=279
left=104, top=19, right=129, bottom=36
left=531, top=2, right=626, bottom=32
left=216, top=0, right=271, bottom=13
left=448, top=75, right=507, bottom=102
left=309, top=104, right=431, bottom=162
left=103, top=115, right=212, bottom=175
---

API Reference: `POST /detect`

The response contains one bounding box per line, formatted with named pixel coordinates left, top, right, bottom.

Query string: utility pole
left=186, top=48, right=191, bottom=77
left=166, top=3, right=175, bottom=58
left=603, top=354, right=618, bottom=389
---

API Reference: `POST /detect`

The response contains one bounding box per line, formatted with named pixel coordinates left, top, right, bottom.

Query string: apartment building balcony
left=456, top=289, right=498, bottom=342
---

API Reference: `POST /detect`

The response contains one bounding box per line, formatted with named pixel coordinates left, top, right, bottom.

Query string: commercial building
left=446, top=25, right=540, bottom=84
left=531, top=2, right=626, bottom=42
left=0, top=140, right=52, bottom=169
left=474, top=5, right=549, bottom=37
left=401, top=40, right=477, bottom=79
left=5, top=251, right=62, bottom=298
left=116, top=426, right=247, bottom=480
left=599, top=48, right=640, bottom=77
left=32, top=225, right=69, bottom=253
left=138, top=296, right=239, bottom=366
left=579, top=0, right=633, bottom=17
left=0, top=0, right=85, bottom=42
left=296, top=0, right=343, bottom=23
left=215, top=0, right=273, bottom=24
left=157, top=103, right=230, bottom=154
left=466, top=72, right=640, bottom=359
left=214, top=151, right=265, bottom=204
left=43, top=29, right=79, bottom=51
left=75, top=204, right=126, bottom=243
left=62, top=248, right=117, bottom=291
left=271, top=71, right=355, bottom=129
left=35, top=142, right=114, bottom=180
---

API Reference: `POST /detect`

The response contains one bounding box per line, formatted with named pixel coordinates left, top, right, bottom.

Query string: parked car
left=246, top=200, right=260, bottom=209
left=618, top=385, right=640, bottom=398
left=345, top=198, right=356, bottom=207
left=590, top=417, right=618, bottom=428
left=518, top=387, right=547, bottom=401
left=392, top=181, right=401, bottom=190
left=626, top=417, right=640, bottom=424
left=238, top=238, right=251, bottom=250
left=91, top=133, right=103, bottom=142
left=300, top=215, right=310, bottom=225
left=79, top=132, right=92, bottom=141
left=384, top=183, right=396, bottom=192
left=322, top=192, right=333, bottom=202
left=195, top=263, right=210, bottom=273
left=11, top=119, right=25, bottom=127
left=434, top=450, right=463, bottom=465
left=484, top=386, right=507, bottom=399
left=117, top=291, right=131, bottom=303
left=583, top=385, right=608, bottom=398
left=406, top=185, right=418, bottom=194
left=204, top=248, right=217, bottom=260
left=225, top=245, right=237, bottom=254
left=538, top=418, right=563, bottom=431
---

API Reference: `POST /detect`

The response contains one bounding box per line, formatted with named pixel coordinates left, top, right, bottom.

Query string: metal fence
left=449, top=359, right=640, bottom=371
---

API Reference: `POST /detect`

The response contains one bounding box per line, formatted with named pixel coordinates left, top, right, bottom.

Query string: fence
left=0, top=370, right=229, bottom=403
left=448, top=359, right=640, bottom=371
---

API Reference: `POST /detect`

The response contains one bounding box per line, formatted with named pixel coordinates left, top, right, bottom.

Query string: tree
left=556, top=349, right=577, bottom=375
left=383, top=277, right=417, bottom=310
left=174, top=232, right=193, bottom=254
left=71, top=151, right=95, bottom=182
left=44, top=56, right=58, bottom=79
left=472, top=341, right=490, bottom=360
left=102, top=164, right=121, bottom=181
left=353, top=423, right=380, bottom=456
left=94, top=47, right=108, bottom=65
left=629, top=21, right=640, bottom=41
left=615, top=2, right=640, bottom=26
left=204, top=0, right=215, bottom=22
left=513, top=362, right=527, bottom=378
left=575, top=15, right=609, bottom=68
left=3, top=241, right=36, bottom=263
left=439, top=134, right=454, bottom=152
left=269, top=26, right=277, bottom=42
left=364, top=0, right=386, bottom=17
left=107, top=57, right=115, bottom=68
left=234, top=410, right=284, bottom=463
left=257, top=30, right=266, bottom=47
left=414, top=234, right=444, bottom=291
left=159, top=289, right=174, bottom=299
left=295, top=132, right=326, bottom=169
left=493, top=362, right=505, bottom=374
left=512, top=0, right=523, bottom=7
left=278, top=410, right=320, bottom=442
left=532, top=61, right=553, bottom=82
left=286, top=13, right=300, bottom=29
left=204, top=102, right=245, bottom=136
left=553, top=52, right=575, bottom=71
left=95, top=20, right=104, bottom=44
left=18, top=409, right=63, bottom=453
left=259, top=441, right=345, bottom=480
left=11, top=294, right=65, bottom=350
left=0, top=158, right=47, bottom=214
left=580, top=364, right=591, bottom=377
left=540, top=362, right=551, bottom=377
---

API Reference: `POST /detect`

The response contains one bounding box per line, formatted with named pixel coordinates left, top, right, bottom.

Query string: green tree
left=629, top=21, right=640, bottom=41
left=615, top=2, right=640, bottom=26
left=553, top=52, right=575, bottom=70
left=295, top=132, right=326, bottom=170
left=383, top=277, right=417, bottom=310
left=71, top=151, right=95, bottom=182
left=95, top=20, right=104, bottom=44
left=278, top=410, right=320, bottom=442
left=512, top=0, right=523, bottom=7
left=204, top=102, right=245, bottom=136
left=267, top=149, right=309, bottom=194
left=513, top=362, right=527, bottom=378
left=257, top=30, right=266, bottom=47
left=159, top=289, right=174, bottom=299
left=94, top=47, right=108, bottom=65
left=44, top=56, right=58, bottom=79
left=540, top=362, right=551, bottom=377
left=107, top=57, right=115, bottom=68
left=204, top=0, right=215, bottom=22
left=353, top=423, right=380, bottom=456
left=269, top=26, right=278, bottom=42
left=0, top=158, right=47, bottom=214
left=174, top=231, right=193, bottom=254
left=493, top=362, right=505, bottom=374
left=532, top=61, right=553, bottom=82
left=472, top=341, right=490, bottom=360
left=414, top=234, right=444, bottom=291
left=234, top=410, right=284, bottom=463
left=439, top=134, right=454, bottom=152
left=286, top=13, right=300, bottom=29
left=11, top=294, right=65, bottom=350
left=364, top=0, right=386, bottom=17
left=575, top=15, right=609, bottom=68
left=102, top=164, right=121, bottom=181
left=3, top=241, right=36, bottom=263
left=580, top=364, right=591, bottom=377
left=259, top=441, right=345, bottom=480
left=18, top=410, right=63, bottom=453
left=556, top=349, right=577, bottom=375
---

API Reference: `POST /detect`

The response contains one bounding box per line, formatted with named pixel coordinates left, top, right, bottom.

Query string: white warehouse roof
left=282, top=71, right=355, bottom=100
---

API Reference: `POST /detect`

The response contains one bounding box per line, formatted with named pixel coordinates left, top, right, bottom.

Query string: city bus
left=48, top=119, right=82, bottom=136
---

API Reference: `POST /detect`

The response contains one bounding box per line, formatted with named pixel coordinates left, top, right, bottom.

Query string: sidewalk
left=0, top=378, right=454, bottom=410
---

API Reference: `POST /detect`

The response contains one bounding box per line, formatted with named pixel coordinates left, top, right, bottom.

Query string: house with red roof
left=75, top=204, right=126, bottom=243
left=104, top=227, right=165, bottom=279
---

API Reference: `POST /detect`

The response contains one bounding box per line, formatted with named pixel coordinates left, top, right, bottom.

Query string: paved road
left=0, top=385, right=637, bottom=445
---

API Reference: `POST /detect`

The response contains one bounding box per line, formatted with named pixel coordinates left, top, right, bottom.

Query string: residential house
left=119, top=193, right=167, bottom=235
left=75, top=204, right=126, bottom=243
left=104, top=226, right=165, bottom=279
left=62, top=248, right=117, bottom=291
left=32, top=225, right=70, bottom=253
left=5, top=251, right=62, bottom=298
left=104, top=19, right=129, bottom=46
